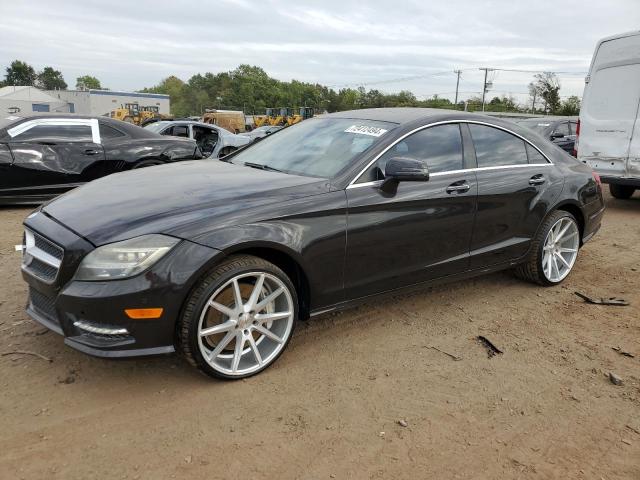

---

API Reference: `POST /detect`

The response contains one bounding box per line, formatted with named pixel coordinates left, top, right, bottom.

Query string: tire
left=179, top=255, right=298, bottom=380
left=515, top=210, right=581, bottom=286
left=609, top=183, right=635, bottom=199
left=123, top=116, right=135, bottom=124
left=133, top=159, right=163, bottom=169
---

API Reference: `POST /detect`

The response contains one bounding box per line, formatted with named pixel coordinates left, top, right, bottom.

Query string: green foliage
left=532, top=73, right=561, bottom=114
left=4, top=60, right=37, bottom=86
left=36, top=66, right=67, bottom=90
left=558, top=95, right=580, bottom=116
left=76, top=75, right=102, bottom=90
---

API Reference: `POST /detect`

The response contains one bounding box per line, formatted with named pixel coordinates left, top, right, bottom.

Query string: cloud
left=0, top=0, right=638, bottom=103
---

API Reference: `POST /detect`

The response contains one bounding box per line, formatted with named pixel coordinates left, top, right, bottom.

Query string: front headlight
left=75, top=234, right=180, bottom=281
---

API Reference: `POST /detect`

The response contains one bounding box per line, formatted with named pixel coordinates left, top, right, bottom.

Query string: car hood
left=43, top=160, right=329, bottom=246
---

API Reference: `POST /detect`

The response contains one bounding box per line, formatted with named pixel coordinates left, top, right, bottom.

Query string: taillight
left=592, top=171, right=601, bottom=188
left=572, top=119, right=580, bottom=157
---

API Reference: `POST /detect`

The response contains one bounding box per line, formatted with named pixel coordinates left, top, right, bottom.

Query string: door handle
left=446, top=181, right=471, bottom=194
left=84, top=149, right=100, bottom=155
left=529, top=174, right=546, bottom=186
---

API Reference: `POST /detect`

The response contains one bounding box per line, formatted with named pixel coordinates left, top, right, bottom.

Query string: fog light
left=124, top=308, right=164, bottom=319
left=74, top=320, right=129, bottom=335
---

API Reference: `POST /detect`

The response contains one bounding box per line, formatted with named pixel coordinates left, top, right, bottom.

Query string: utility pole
left=453, top=69, right=462, bottom=109
left=479, top=67, right=493, bottom=112
left=531, top=90, right=537, bottom=114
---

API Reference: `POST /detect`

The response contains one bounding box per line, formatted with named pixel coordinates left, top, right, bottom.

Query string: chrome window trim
left=7, top=118, right=101, bottom=144
left=346, top=163, right=553, bottom=189
left=347, top=119, right=553, bottom=187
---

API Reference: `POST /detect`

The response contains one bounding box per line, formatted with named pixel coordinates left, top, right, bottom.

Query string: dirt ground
left=0, top=191, right=638, bottom=480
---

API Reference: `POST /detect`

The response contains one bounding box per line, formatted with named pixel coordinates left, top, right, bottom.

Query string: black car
left=516, top=117, right=578, bottom=156
left=21, top=108, right=604, bottom=379
left=0, top=114, right=203, bottom=205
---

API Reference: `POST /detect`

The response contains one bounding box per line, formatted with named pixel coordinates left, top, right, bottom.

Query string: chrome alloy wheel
left=197, top=272, right=294, bottom=377
left=542, top=217, right=580, bottom=283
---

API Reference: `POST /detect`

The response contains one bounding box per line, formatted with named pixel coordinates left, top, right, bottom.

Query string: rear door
left=345, top=123, right=477, bottom=299
left=3, top=118, right=105, bottom=198
left=580, top=61, right=640, bottom=177
left=468, top=123, right=563, bottom=268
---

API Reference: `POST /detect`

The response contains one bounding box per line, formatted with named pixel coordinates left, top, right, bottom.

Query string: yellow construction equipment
left=267, top=107, right=288, bottom=126
left=110, top=103, right=141, bottom=124
left=287, top=107, right=315, bottom=126
left=110, top=104, right=166, bottom=125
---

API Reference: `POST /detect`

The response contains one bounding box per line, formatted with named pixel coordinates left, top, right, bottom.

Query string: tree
left=532, top=72, right=561, bottom=114
left=76, top=75, right=102, bottom=90
left=36, top=66, right=67, bottom=90
left=558, top=95, right=581, bottom=116
left=4, top=60, right=37, bottom=86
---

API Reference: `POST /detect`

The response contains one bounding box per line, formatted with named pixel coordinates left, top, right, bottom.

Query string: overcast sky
left=1, top=0, right=638, bottom=103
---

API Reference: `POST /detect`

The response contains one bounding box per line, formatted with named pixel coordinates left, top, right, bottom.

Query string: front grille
left=33, top=232, right=64, bottom=260
left=22, top=229, right=64, bottom=284
left=27, top=257, right=59, bottom=282
left=29, top=287, right=59, bottom=324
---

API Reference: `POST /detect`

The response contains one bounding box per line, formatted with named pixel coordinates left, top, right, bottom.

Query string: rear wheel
left=609, top=184, right=635, bottom=199
left=123, top=116, right=135, bottom=124
left=179, top=255, right=297, bottom=379
left=515, top=211, right=580, bottom=286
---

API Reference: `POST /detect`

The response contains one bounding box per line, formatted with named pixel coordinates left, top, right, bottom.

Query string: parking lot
left=0, top=191, right=638, bottom=479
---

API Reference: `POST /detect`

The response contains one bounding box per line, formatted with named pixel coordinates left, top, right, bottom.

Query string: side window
left=553, top=122, right=570, bottom=137
left=358, top=124, right=464, bottom=183
left=193, top=126, right=219, bottom=156
left=11, top=123, right=93, bottom=143
left=468, top=124, right=528, bottom=167
left=165, top=125, right=189, bottom=138
left=99, top=123, right=126, bottom=140
left=525, top=143, right=548, bottom=164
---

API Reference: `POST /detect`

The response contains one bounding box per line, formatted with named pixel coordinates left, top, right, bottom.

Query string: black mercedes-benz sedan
left=21, top=108, right=605, bottom=379
left=0, top=114, right=204, bottom=205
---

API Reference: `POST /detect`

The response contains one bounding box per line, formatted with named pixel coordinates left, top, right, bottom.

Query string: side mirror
left=384, top=156, right=430, bottom=182
left=550, top=132, right=564, bottom=139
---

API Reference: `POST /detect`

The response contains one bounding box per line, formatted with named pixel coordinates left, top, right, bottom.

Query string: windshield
left=231, top=117, right=396, bottom=178
left=516, top=119, right=552, bottom=134
left=143, top=121, right=170, bottom=132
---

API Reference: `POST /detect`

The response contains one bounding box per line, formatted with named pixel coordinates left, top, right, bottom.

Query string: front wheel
left=515, top=211, right=580, bottom=286
left=179, top=255, right=297, bottom=379
left=609, top=184, right=635, bottom=199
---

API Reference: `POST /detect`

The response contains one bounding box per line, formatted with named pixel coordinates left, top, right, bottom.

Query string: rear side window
left=10, top=124, right=93, bottom=143
left=358, top=124, right=463, bottom=182
left=469, top=124, right=528, bottom=167
left=99, top=123, right=126, bottom=140
left=525, top=144, right=548, bottom=164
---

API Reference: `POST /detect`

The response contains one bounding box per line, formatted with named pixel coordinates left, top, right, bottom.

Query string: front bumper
left=23, top=212, right=225, bottom=358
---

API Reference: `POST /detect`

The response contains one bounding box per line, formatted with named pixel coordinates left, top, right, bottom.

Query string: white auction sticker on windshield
left=344, top=125, right=387, bottom=137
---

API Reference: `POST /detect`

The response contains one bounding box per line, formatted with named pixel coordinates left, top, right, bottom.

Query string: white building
left=0, top=86, right=70, bottom=114
left=46, top=89, right=170, bottom=116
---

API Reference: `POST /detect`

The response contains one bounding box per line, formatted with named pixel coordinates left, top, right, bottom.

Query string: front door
left=345, top=123, right=477, bottom=300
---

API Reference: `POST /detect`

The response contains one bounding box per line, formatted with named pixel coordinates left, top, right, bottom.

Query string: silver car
left=144, top=121, right=251, bottom=158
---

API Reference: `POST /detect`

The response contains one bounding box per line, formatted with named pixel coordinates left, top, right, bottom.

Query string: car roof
left=326, top=107, right=484, bottom=124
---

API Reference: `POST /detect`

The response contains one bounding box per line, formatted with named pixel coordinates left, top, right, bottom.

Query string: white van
left=578, top=30, right=640, bottom=199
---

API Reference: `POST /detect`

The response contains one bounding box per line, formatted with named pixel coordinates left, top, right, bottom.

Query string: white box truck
left=577, top=30, right=640, bottom=199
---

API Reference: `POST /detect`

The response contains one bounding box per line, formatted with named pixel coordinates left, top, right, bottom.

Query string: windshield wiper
left=243, top=162, right=284, bottom=173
